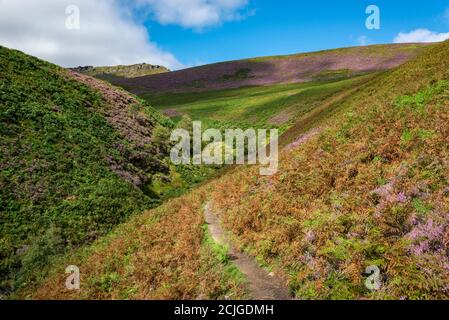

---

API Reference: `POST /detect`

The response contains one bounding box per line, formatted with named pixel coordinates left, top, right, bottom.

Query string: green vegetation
left=28, top=188, right=247, bottom=299
left=202, top=225, right=248, bottom=298
left=144, top=74, right=375, bottom=134
left=0, top=47, right=175, bottom=295
left=211, top=41, right=449, bottom=299
left=4, top=40, right=449, bottom=300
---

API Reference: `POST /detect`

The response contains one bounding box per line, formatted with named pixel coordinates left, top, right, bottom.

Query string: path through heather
left=204, top=201, right=290, bottom=300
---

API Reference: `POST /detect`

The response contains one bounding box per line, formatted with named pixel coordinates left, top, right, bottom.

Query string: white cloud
left=393, top=29, right=449, bottom=43
left=0, top=0, right=184, bottom=69
left=136, top=0, right=249, bottom=28
left=357, top=35, right=370, bottom=46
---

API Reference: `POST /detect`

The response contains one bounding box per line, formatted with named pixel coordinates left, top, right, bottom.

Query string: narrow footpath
left=204, top=201, right=290, bottom=300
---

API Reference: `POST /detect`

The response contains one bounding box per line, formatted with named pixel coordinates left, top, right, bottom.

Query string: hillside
left=114, top=43, right=429, bottom=95
left=72, top=63, right=169, bottom=83
left=0, top=46, right=175, bottom=295
left=128, top=44, right=429, bottom=137
left=210, top=40, right=449, bottom=299
left=145, top=74, right=376, bottom=135
left=30, top=40, right=448, bottom=300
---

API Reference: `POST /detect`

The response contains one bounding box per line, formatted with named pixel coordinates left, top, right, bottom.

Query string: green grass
left=143, top=75, right=375, bottom=133
left=5, top=38, right=445, bottom=300
left=0, top=46, right=173, bottom=295
left=201, top=225, right=248, bottom=298
left=209, top=41, right=449, bottom=300
left=25, top=40, right=449, bottom=301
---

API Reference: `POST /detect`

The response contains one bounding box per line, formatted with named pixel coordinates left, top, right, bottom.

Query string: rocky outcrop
left=71, top=63, right=169, bottom=79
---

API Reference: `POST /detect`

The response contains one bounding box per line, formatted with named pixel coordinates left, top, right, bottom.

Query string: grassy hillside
left=30, top=41, right=448, bottom=300
left=144, top=74, right=376, bottom=133
left=132, top=44, right=426, bottom=140
left=28, top=188, right=248, bottom=300
left=114, top=43, right=429, bottom=95
left=210, top=41, right=449, bottom=299
left=0, top=46, right=175, bottom=295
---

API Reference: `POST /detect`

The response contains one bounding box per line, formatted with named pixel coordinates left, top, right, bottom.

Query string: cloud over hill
left=394, top=29, right=449, bottom=43
left=0, top=0, right=183, bottom=69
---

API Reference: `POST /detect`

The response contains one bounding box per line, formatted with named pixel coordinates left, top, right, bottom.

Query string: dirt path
left=283, top=127, right=322, bottom=152
left=279, top=77, right=375, bottom=147
left=204, top=201, right=290, bottom=300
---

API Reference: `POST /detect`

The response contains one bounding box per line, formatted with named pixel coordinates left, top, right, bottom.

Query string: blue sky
left=144, top=0, right=449, bottom=67
left=0, top=0, right=448, bottom=69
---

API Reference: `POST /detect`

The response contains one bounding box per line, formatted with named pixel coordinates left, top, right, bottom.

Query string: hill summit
left=71, top=63, right=169, bottom=82
left=113, top=43, right=430, bottom=94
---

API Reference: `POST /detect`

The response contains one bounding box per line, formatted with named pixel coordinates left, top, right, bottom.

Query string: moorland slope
left=115, top=43, right=429, bottom=95
left=0, top=46, right=173, bottom=295
left=30, top=41, right=448, bottom=300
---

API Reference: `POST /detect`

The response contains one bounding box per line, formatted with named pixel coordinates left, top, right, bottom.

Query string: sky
left=0, top=0, right=448, bottom=69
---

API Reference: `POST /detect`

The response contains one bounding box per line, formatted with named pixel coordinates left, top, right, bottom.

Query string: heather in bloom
left=396, top=192, right=408, bottom=203
left=406, top=218, right=446, bottom=256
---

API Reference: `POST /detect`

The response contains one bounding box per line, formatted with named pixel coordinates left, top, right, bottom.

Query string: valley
left=1, top=40, right=448, bottom=300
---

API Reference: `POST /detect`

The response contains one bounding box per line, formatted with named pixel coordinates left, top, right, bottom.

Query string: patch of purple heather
left=68, top=70, right=170, bottom=187
left=304, top=230, right=316, bottom=243
left=410, top=182, right=431, bottom=199
left=300, top=252, right=320, bottom=276
left=372, top=182, right=410, bottom=217
left=373, top=181, right=394, bottom=199
left=406, top=218, right=446, bottom=256
left=396, top=192, right=408, bottom=203
left=115, top=44, right=428, bottom=94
